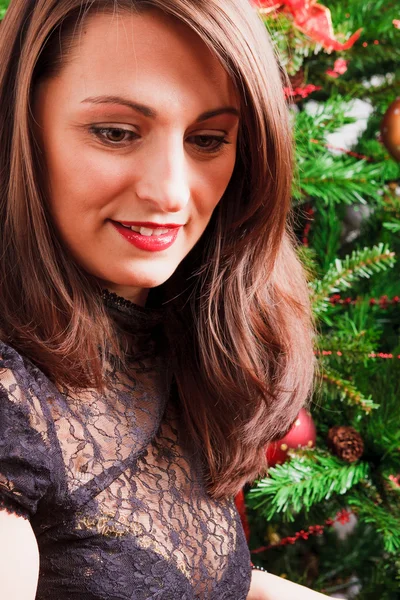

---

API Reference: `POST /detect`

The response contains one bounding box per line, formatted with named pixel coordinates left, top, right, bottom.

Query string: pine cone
left=288, top=67, right=305, bottom=89
left=327, top=426, right=364, bottom=463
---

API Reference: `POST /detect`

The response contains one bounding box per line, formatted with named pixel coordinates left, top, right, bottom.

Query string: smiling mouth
left=112, top=220, right=183, bottom=237
left=110, top=220, right=181, bottom=252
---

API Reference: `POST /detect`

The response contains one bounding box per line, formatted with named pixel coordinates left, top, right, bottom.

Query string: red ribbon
left=252, top=0, right=362, bottom=51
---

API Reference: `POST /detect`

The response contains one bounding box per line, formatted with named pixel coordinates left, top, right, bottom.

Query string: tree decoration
left=326, top=58, right=348, bottom=78
left=329, top=293, right=400, bottom=307
left=309, top=137, right=378, bottom=161
left=380, top=98, right=400, bottom=162
left=284, top=83, right=321, bottom=101
left=251, top=0, right=362, bottom=51
left=266, top=408, right=316, bottom=467
left=251, top=509, right=352, bottom=554
left=316, top=348, right=400, bottom=360
left=327, top=426, right=364, bottom=463
left=388, top=474, right=400, bottom=489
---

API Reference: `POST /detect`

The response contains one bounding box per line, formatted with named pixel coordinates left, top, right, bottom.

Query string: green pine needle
left=348, top=493, right=400, bottom=554
left=309, top=243, right=396, bottom=315
left=247, top=450, right=369, bottom=522
left=320, top=365, right=379, bottom=413
left=383, top=221, right=400, bottom=234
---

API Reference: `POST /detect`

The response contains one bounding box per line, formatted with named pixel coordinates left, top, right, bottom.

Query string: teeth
left=132, top=226, right=170, bottom=236
left=139, top=227, right=154, bottom=237
left=118, top=223, right=171, bottom=236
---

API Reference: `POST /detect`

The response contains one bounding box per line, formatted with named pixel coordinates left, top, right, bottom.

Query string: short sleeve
left=0, top=343, right=54, bottom=520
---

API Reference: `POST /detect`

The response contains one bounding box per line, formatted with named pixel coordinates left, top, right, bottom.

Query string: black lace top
left=0, top=291, right=251, bottom=599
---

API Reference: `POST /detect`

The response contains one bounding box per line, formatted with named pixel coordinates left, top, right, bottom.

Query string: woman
left=0, top=0, right=325, bottom=598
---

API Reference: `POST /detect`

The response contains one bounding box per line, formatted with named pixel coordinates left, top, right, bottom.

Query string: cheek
left=45, top=138, right=132, bottom=217
left=195, top=155, right=236, bottom=220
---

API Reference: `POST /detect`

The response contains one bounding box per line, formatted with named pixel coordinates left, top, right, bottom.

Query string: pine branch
left=347, top=491, right=400, bottom=554
left=383, top=221, right=400, bottom=234
left=320, top=365, right=379, bottom=413
left=294, top=155, right=385, bottom=205
left=309, top=243, right=396, bottom=315
left=247, top=449, right=369, bottom=521
left=294, top=96, right=356, bottom=148
left=316, top=308, right=383, bottom=364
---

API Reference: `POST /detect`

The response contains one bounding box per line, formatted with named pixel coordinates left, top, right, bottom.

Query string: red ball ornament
left=266, top=408, right=316, bottom=467
left=234, top=489, right=251, bottom=542
left=381, top=97, right=400, bottom=161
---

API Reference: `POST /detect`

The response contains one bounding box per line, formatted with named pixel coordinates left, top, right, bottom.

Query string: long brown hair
left=0, top=0, right=317, bottom=498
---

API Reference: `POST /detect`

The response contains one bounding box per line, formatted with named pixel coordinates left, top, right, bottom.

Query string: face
left=34, top=9, right=240, bottom=305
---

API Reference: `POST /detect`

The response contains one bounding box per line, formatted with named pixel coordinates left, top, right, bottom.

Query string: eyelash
left=89, top=126, right=231, bottom=154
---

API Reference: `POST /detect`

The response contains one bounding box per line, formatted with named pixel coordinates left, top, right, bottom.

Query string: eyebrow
left=81, top=95, right=240, bottom=122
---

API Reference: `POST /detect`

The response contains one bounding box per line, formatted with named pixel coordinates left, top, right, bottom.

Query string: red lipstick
left=110, top=220, right=182, bottom=252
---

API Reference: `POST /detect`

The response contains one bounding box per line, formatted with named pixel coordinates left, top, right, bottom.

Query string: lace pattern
left=0, top=293, right=251, bottom=599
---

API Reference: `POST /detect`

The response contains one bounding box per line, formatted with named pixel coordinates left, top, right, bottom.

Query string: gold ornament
left=266, top=525, right=281, bottom=545
left=381, top=97, right=400, bottom=161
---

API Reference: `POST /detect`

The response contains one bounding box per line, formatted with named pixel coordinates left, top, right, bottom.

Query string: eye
left=189, top=135, right=232, bottom=154
left=89, top=126, right=136, bottom=145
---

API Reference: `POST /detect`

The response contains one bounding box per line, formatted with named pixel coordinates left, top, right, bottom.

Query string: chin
left=121, top=269, right=176, bottom=290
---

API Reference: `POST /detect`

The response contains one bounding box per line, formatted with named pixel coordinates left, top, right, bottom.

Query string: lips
left=111, top=220, right=181, bottom=252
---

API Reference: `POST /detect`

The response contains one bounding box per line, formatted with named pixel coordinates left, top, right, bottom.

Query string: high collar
left=101, top=289, right=165, bottom=334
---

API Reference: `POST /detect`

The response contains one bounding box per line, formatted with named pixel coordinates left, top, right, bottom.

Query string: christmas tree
left=244, top=1, right=400, bottom=598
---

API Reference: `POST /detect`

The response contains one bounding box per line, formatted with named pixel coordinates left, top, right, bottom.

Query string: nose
left=134, top=135, right=191, bottom=213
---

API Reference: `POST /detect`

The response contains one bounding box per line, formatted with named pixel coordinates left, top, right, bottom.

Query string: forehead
left=58, top=9, right=239, bottom=119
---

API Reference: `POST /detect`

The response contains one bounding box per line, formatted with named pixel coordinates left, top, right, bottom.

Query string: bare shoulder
left=0, top=509, right=40, bottom=600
